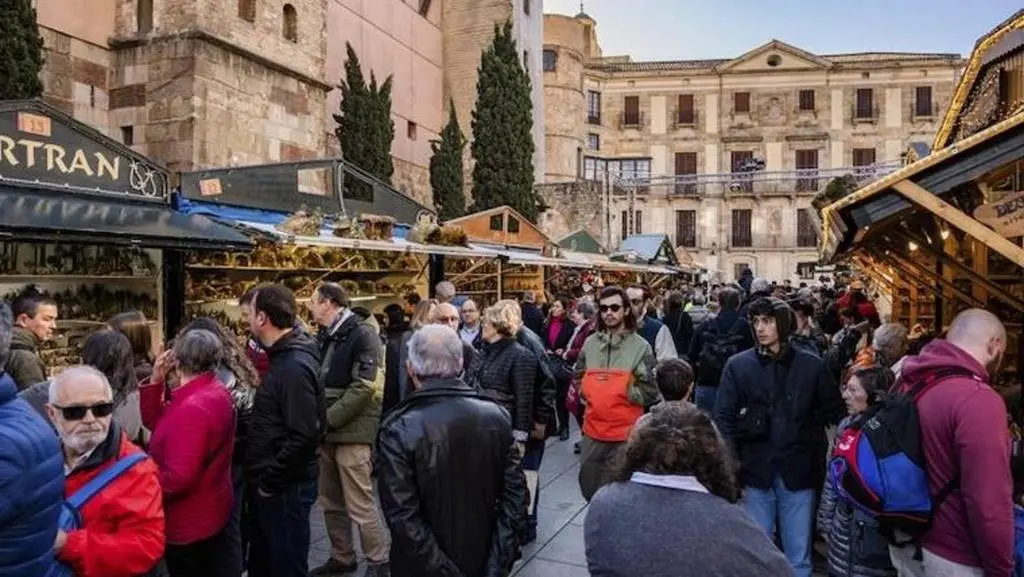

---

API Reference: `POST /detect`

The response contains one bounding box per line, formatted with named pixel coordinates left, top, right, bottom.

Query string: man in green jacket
left=307, top=283, right=390, bottom=577
left=6, top=290, right=57, bottom=390
left=574, top=285, right=659, bottom=501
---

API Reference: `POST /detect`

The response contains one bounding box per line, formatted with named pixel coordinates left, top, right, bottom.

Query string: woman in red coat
left=141, top=329, right=237, bottom=577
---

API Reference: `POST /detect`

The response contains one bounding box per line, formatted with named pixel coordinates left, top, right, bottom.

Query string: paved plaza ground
left=306, top=423, right=826, bottom=576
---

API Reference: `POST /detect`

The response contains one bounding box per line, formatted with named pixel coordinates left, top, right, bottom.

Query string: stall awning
left=0, top=187, right=252, bottom=249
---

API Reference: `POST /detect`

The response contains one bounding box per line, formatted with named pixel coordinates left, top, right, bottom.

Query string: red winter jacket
left=899, top=339, right=1013, bottom=576
left=141, top=371, right=235, bottom=545
left=59, top=429, right=165, bottom=577
left=246, top=337, right=270, bottom=381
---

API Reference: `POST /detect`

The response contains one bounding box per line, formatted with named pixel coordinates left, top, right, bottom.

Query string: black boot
left=310, top=558, right=358, bottom=577
left=558, top=425, right=570, bottom=441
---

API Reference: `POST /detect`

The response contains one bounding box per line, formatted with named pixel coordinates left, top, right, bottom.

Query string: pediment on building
left=716, top=40, right=833, bottom=73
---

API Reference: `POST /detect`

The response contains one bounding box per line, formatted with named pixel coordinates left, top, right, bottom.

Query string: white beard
left=61, top=427, right=108, bottom=455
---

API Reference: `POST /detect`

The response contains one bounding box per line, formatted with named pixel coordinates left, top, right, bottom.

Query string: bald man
left=889, top=308, right=1012, bottom=577
left=430, top=303, right=476, bottom=376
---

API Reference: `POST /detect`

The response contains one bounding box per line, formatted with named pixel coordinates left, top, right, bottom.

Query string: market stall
left=820, top=9, right=1024, bottom=382
left=0, top=99, right=251, bottom=370
left=611, top=234, right=687, bottom=289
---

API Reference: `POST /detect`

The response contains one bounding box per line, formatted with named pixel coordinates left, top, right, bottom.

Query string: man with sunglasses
left=48, top=365, right=166, bottom=577
left=574, top=286, right=659, bottom=501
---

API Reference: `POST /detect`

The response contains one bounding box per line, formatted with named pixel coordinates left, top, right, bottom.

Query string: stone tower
left=39, top=0, right=330, bottom=175
left=442, top=0, right=546, bottom=191
left=542, top=11, right=601, bottom=182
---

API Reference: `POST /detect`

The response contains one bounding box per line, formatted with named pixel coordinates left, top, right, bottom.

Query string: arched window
left=238, top=0, right=256, bottom=22
left=282, top=4, right=298, bottom=42
left=137, top=0, right=153, bottom=33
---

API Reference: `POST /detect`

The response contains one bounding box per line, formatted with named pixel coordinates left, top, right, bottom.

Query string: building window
left=121, top=126, right=134, bottom=146
left=797, top=261, right=817, bottom=280
left=407, top=121, right=417, bottom=140
left=508, top=216, right=520, bottom=233
left=238, top=0, right=256, bottom=21
left=734, top=263, right=751, bottom=280
left=587, top=91, right=601, bottom=124
left=583, top=156, right=602, bottom=180
left=855, top=88, right=874, bottom=120
left=523, top=0, right=530, bottom=15
left=137, top=0, right=153, bottom=33
left=418, top=0, right=431, bottom=17
left=852, top=148, right=876, bottom=167
left=730, top=150, right=754, bottom=192
left=674, top=151, right=697, bottom=195
left=734, top=92, right=751, bottom=114
left=523, top=51, right=529, bottom=73
left=587, top=133, right=600, bottom=150
left=798, top=89, right=815, bottom=111
left=283, top=4, right=298, bottom=42
left=622, top=96, right=640, bottom=127
left=543, top=49, right=557, bottom=72
left=489, top=215, right=503, bottom=231
left=620, top=210, right=628, bottom=241
left=731, top=209, right=752, bottom=248
left=914, top=86, right=933, bottom=117
left=675, top=210, right=696, bottom=247
left=610, top=158, right=652, bottom=183
left=797, top=209, right=818, bottom=247
left=795, top=149, right=819, bottom=192
left=676, top=94, right=695, bottom=125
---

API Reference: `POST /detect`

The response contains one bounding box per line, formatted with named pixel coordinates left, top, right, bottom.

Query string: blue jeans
left=743, top=475, right=814, bottom=577
left=249, top=481, right=317, bottom=577
left=694, top=385, right=718, bottom=412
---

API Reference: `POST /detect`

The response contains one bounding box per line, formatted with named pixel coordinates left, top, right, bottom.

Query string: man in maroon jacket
left=889, top=308, right=1012, bottom=577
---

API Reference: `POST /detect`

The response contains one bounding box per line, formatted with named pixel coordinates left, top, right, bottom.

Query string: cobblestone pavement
left=306, top=422, right=826, bottom=576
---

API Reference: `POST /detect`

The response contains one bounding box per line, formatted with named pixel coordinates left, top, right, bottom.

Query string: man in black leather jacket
left=376, top=325, right=526, bottom=577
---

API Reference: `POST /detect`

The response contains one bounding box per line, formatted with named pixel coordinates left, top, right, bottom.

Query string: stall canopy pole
left=892, top=180, right=1024, bottom=266
left=448, top=258, right=497, bottom=286
left=895, top=229, right=1024, bottom=312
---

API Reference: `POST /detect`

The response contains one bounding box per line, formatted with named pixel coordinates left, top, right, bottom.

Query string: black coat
left=662, top=309, right=695, bottom=360
left=383, top=327, right=406, bottom=415
left=516, top=326, right=557, bottom=434
left=542, top=317, right=576, bottom=353
left=713, top=347, right=844, bottom=491
left=520, top=303, right=545, bottom=339
left=375, top=379, right=527, bottom=577
left=687, top=312, right=754, bottom=388
left=246, top=329, right=323, bottom=494
left=468, top=337, right=537, bottom=433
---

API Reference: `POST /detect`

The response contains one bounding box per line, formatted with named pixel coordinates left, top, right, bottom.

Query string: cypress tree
left=430, top=103, right=466, bottom=221
left=334, top=43, right=394, bottom=196
left=0, top=0, right=45, bottom=100
left=470, top=20, right=541, bottom=222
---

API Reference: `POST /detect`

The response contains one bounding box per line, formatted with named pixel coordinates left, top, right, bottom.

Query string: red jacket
left=899, top=339, right=1013, bottom=576
left=246, top=337, right=270, bottom=381
left=60, top=430, right=164, bottom=577
left=140, top=372, right=235, bottom=545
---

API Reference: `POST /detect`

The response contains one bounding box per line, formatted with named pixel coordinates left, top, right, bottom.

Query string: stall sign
left=973, top=190, right=1024, bottom=238
left=0, top=108, right=168, bottom=202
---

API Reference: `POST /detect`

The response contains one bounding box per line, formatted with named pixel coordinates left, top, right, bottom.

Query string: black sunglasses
left=599, top=304, right=623, bottom=313
left=53, top=402, right=115, bottom=421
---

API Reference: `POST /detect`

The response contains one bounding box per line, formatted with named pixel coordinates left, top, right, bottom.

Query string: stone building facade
left=541, top=11, right=965, bottom=282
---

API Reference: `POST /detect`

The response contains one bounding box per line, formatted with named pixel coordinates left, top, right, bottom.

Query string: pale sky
left=544, top=0, right=1021, bottom=61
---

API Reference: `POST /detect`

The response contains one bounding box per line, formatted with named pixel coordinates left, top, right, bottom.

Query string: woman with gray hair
left=872, top=323, right=910, bottom=378
left=140, top=329, right=238, bottom=576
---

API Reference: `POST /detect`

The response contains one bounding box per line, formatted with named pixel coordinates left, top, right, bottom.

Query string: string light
left=908, top=241, right=919, bottom=251
left=940, top=228, right=951, bottom=240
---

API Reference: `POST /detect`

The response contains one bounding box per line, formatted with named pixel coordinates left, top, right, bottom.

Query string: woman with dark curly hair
left=584, top=402, right=792, bottom=577
left=81, top=329, right=143, bottom=444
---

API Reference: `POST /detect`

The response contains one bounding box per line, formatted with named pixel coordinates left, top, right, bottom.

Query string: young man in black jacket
left=245, top=283, right=324, bottom=577
left=713, top=297, right=843, bottom=577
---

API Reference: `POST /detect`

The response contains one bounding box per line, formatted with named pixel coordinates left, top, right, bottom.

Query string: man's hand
left=54, top=530, right=67, bottom=553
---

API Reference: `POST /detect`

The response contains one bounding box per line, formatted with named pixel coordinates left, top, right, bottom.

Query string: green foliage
left=430, top=102, right=466, bottom=221
left=0, top=0, right=45, bottom=99
left=470, top=20, right=542, bottom=222
left=334, top=43, right=395, bottom=198
left=814, top=174, right=859, bottom=214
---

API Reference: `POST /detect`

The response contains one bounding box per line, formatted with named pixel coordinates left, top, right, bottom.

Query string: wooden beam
left=877, top=245, right=984, bottom=308
left=895, top=229, right=1024, bottom=312
left=892, top=179, right=1024, bottom=266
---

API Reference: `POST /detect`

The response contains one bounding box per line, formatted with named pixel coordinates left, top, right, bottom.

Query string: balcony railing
left=587, top=113, right=601, bottom=125
left=599, top=161, right=901, bottom=199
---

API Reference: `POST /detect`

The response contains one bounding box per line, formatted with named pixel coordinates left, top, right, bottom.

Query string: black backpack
left=697, top=318, right=745, bottom=385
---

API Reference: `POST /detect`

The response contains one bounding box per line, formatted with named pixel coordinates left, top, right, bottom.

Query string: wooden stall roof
left=612, top=234, right=680, bottom=267
left=933, top=9, right=1024, bottom=150
left=445, top=206, right=551, bottom=249
left=557, top=229, right=606, bottom=254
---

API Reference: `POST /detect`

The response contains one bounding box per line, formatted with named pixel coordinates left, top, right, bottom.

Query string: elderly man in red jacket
left=889, top=309, right=1013, bottom=577
left=48, top=365, right=166, bottom=577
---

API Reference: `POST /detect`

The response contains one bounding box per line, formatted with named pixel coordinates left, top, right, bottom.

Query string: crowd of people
left=0, top=272, right=1020, bottom=577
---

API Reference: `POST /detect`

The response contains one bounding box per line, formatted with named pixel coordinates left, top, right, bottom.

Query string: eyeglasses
left=53, top=402, right=115, bottom=421
left=629, top=298, right=645, bottom=305
left=599, top=304, right=622, bottom=313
